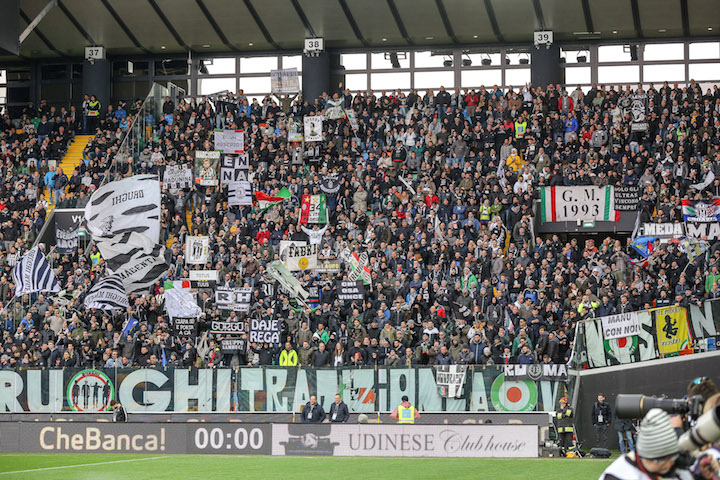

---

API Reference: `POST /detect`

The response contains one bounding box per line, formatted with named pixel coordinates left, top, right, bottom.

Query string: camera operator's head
left=636, top=409, right=680, bottom=475
left=687, top=377, right=719, bottom=404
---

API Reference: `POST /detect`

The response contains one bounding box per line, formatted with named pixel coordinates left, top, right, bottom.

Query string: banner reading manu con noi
left=0, top=366, right=566, bottom=414
left=572, top=301, right=720, bottom=369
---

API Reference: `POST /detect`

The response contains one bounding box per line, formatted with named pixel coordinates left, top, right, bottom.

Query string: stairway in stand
left=45, top=134, right=94, bottom=211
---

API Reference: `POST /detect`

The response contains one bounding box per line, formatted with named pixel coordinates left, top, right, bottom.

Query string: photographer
left=600, top=409, right=690, bottom=479
left=593, top=393, right=613, bottom=449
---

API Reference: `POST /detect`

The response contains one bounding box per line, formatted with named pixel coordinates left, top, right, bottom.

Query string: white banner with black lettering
left=436, top=365, right=468, bottom=398
left=228, top=181, right=252, bottom=206
left=540, top=186, right=616, bottom=223
left=185, top=236, right=210, bottom=265
left=163, top=167, right=193, bottom=190
left=284, top=243, right=318, bottom=271
left=214, top=129, right=244, bottom=153
left=303, top=116, right=323, bottom=142
left=249, top=318, right=282, bottom=344
left=85, top=174, right=161, bottom=242
left=215, top=288, right=252, bottom=312
left=270, top=68, right=300, bottom=94
left=600, top=312, right=641, bottom=340
left=220, top=154, right=249, bottom=184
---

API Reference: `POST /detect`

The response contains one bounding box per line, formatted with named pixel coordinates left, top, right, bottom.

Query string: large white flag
left=85, top=174, right=161, bottom=242
left=97, top=232, right=168, bottom=294
left=12, top=246, right=60, bottom=296
left=84, top=274, right=130, bottom=311
left=164, top=286, right=202, bottom=319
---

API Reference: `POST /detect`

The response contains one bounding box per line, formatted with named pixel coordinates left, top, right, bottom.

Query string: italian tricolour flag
left=540, top=186, right=619, bottom=223
left=254, top=187, right=291, bottom=211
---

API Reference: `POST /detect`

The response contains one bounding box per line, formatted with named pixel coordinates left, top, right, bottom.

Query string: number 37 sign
left=540, top=186, right=618, bottom=223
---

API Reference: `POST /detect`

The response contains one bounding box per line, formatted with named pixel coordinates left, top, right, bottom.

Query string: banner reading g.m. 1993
left=0, top=366, right=563, bottom=414
left=540, top=186, right=618, bottom=223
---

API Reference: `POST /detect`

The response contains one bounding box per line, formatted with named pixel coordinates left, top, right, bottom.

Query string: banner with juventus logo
left=185, top=236, right=210, bottom=265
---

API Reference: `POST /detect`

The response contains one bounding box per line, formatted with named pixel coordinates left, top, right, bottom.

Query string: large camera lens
left=678, top=406, right=720, bottom=452
left=615, top=394, right=690, bottom=418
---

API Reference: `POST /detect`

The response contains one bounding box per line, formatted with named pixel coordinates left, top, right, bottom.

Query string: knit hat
left=636, top=409, right=679, bottom=459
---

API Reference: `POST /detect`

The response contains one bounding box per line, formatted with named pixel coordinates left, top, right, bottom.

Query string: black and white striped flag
left=84, top=274, right=130, bottom=310
left=85, top=174, right=161, bottom=243
left=12, top=246, right=60, bottom=296
left=97, top=232, right=169, bottom=294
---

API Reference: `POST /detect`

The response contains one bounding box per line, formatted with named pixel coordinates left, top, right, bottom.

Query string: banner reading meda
left=600, top=312, right=640, bottom=340
left=271, top=424, right=538, bottom=458
left=540, top=186, right=617, bottom=223
left=653, top=305, right=693, bottom=357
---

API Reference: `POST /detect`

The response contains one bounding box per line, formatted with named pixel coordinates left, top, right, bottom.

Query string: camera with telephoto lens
left=616, top=394, right=720, bottom=455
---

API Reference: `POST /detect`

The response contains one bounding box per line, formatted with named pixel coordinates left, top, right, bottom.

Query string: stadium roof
left=13, top=0, right=720, bottom=59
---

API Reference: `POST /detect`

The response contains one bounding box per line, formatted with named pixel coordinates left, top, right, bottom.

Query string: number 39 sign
left=540, top=186, right=617, bottom=223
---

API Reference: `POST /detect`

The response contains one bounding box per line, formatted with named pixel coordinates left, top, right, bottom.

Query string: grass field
left=0, top=453, right=614, bottom=479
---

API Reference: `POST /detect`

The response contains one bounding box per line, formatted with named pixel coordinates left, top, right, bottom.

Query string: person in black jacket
left=328, top=394, right=349, bottom=423
left=591, top=393, right=612, bottom=448
left=301, top=395, right=326, bottom=423
left=110, top=399, right=127, bottom=422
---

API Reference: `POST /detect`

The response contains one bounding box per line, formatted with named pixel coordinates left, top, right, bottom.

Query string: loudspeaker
left=390, top=52, right=400, bottom=69
left=630, top=45, right=639, bottom=61
left=590, top=447, right=612, bottom=458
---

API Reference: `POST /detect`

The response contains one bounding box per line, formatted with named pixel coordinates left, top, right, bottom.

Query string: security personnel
left=556, top=397, right=574, bottom=456
left=278, top=342, right=298, bottom=366
left=87, top=95, right=101, bottom=132
left=391, top=395, right=420, bottom=424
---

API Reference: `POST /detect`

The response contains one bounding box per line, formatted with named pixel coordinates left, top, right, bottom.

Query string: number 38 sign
left=540, top=186, right=618, bottom=223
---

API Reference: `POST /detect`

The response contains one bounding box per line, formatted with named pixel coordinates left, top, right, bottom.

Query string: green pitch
left=0, top=453, right=613, bottom=479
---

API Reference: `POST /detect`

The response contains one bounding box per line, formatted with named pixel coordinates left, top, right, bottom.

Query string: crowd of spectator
left=1, top=77, right=720, bottom=371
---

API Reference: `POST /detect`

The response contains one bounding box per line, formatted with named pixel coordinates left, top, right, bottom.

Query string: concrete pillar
left=531, top=45, right=562, bottom=89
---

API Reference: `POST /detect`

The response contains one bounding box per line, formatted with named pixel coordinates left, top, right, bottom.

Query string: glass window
left=155, top=59, right=187, bottom=76
left=414, top=71, right=454, bottom=89
left=414, top=51, right=451, bottom=68
left=240, top=56, right=277, bottom=74
left=370, top=72, right=410, bottom=90
left=239, top=76, right=271, bottom=94
left=465, top=53, right=501, bottom=67
left=564, top=66, right=591, bottom=85
left=341, top=53, right=367, bottom=70
left=345, top=73, right=368, bottom=91
left=598, top=45, right=631, bottom=62
left=688, top=63, right=720, bottom=82
left=504, top=68, right=531, bottom=87
left=198, top=77, right=236, bottom=95
left=114, top=61, right=149, bottom=78
left=644, top=43, right=684, bottom=61
left=71, top=64, right=83, bottom=80
left=461, top=69, right=502, bottom=88
left=371, top=52, right=409, bottom=69
left=644, top=64, right=685, bottom=82
left=689, top=42, right=720, bottom=60
left=598, top=65, right=640, bottom=83
left=282, top=55, right=303, bottom=71
left=40, top=84, right=68, bottom=102
left=201, top=57, right=236, bottom=75
left=41, top=64, right=67, bottom=81
left=561, top=49, right=591, bottom=64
